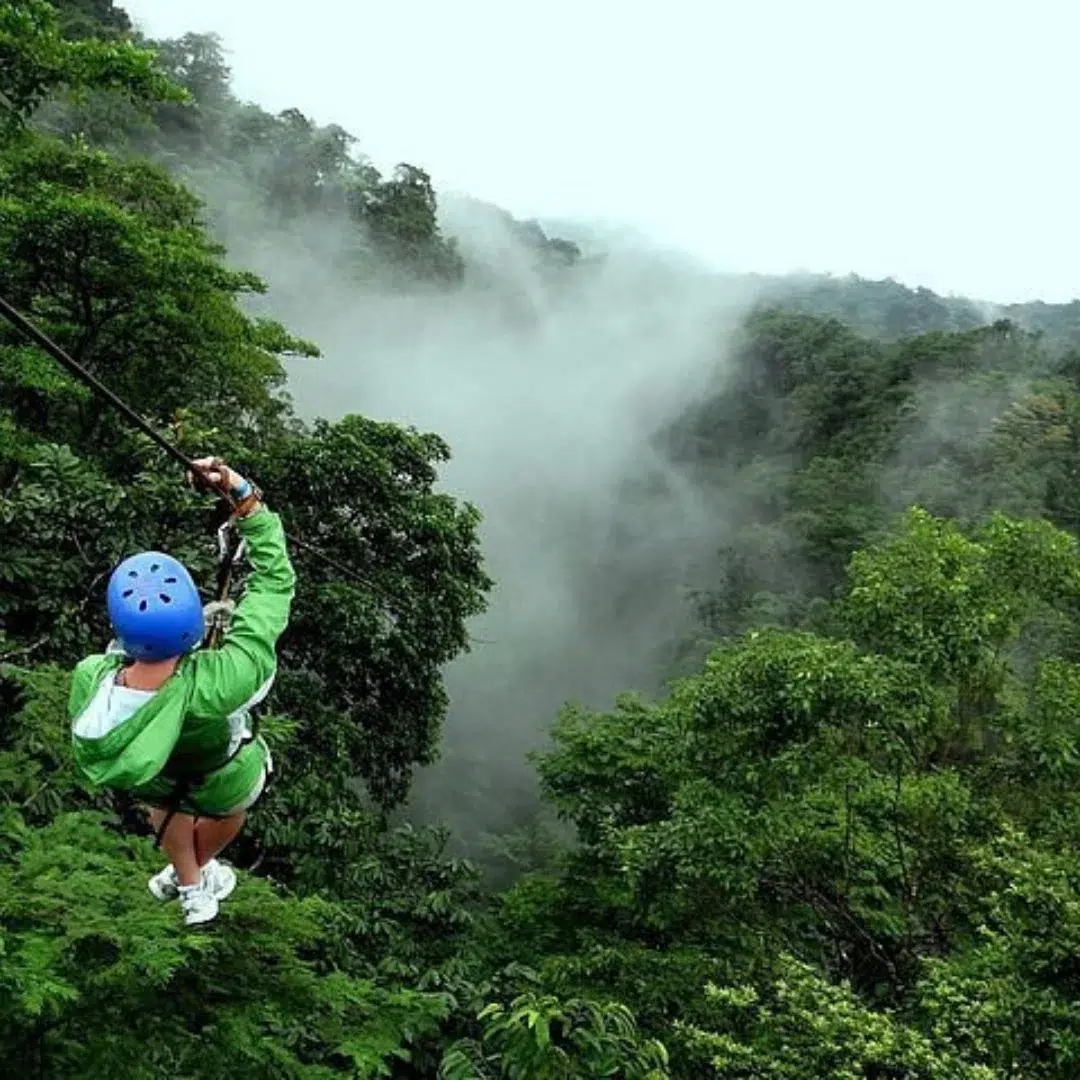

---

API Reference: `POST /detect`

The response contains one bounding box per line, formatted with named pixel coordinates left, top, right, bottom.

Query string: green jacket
left=69, top=506, right=296, bottom=816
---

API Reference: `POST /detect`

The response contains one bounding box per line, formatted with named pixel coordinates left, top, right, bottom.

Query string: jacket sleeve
left=188, top=506, right=297, bottom=718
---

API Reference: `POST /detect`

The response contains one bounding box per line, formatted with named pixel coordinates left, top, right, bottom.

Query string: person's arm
left=186, top=461, right=297, bottom=718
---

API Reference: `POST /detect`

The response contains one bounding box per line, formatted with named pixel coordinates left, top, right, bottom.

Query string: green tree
left=0, top=810, right=454, bottom=1077
left=0, top=8, right=502, bottom=1076
left=491, top=507, right=1080, bottom=1076
left=441, top=992, right=670, bottom=1080
left=349, top=163, right=465, bottom=285
left=678, top=956, right=993, bottom=1079
left=0, top=0, right=178, bottom=135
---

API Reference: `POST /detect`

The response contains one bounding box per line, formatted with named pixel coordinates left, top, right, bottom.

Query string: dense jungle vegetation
left=7, top=2, right=1080, bottom=1076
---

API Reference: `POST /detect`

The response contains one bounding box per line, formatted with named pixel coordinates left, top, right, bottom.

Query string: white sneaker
left=203, top=860, right=237, bottom=902
left=179, top=881, right=219, bottom=926
left=148, top=859, right=236, bottom=903
left=148, top=864, right=180, bottom=902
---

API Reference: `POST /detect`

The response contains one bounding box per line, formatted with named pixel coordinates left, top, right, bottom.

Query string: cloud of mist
left=159, top=149, right=1052, bottom=867
left=189, top=178, right=764, bottom=852
left=877, top=367, right=1040, bottom=525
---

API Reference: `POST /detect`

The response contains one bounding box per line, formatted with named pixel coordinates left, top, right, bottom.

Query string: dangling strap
left=153, top=776, right=195, bottom=848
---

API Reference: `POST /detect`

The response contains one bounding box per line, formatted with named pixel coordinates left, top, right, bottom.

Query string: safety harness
left=150, top=515, right=267, bottom=849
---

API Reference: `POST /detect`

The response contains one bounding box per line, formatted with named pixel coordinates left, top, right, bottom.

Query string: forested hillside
left=7, top=2, right=1080, bottom=1077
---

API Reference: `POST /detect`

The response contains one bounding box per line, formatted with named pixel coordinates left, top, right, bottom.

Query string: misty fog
left=190, top=181, right=766, bottom=848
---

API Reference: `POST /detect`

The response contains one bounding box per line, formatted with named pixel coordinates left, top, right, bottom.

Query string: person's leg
left=193, top=813, right=246, bottom=868
left=149, top=809, right=200, bottom=886
left=193, top=759, right=268, bottom=868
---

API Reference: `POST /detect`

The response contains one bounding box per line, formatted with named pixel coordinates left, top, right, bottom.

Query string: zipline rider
left=68, top=457, right=296, bottom=926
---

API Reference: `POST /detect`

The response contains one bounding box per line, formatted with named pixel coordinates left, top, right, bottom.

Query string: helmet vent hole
left=159, top=593, right=172, bottom=604
left=138, top=599, right=148, bottom=612
left=164, top=576, right=177, bottom=584
left=122, top=589, right=134, bottom=599
left=150, top=563, right=160, bottom=573
left=128, top=570, right=138, bottom=578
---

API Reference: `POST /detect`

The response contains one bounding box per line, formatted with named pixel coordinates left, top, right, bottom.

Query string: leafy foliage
left=677, top=956, right=994, bottom=1079
left=484, top=504, right=1080, bottom=1076
left=440, top=993, right=669, bottom=1080
left=0, top=5, right=499, bottom=1074
left=12, top=2, right=1080, bottom=1078
left=0, top=811, right=455, bottom=1077
left=0, top=0, right=180, bottom=135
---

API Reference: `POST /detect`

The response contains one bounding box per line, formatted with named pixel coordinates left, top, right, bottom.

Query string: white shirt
left=72, top=671, right=156, bottom=739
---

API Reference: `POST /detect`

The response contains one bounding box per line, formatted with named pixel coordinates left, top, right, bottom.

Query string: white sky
left=122, top=0, right=1079, bottom=304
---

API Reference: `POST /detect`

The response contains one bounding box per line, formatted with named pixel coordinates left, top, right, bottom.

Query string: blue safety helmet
left=106, top=551, right=204, bottom=661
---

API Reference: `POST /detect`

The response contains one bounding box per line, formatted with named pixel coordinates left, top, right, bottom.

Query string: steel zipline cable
left=0, top=295, right=394, bottom=602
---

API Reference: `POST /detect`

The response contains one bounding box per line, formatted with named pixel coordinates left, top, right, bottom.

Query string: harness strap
left=154, top=520, right=258, bottom=848
left=151, top=723, right=261, bottom=843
